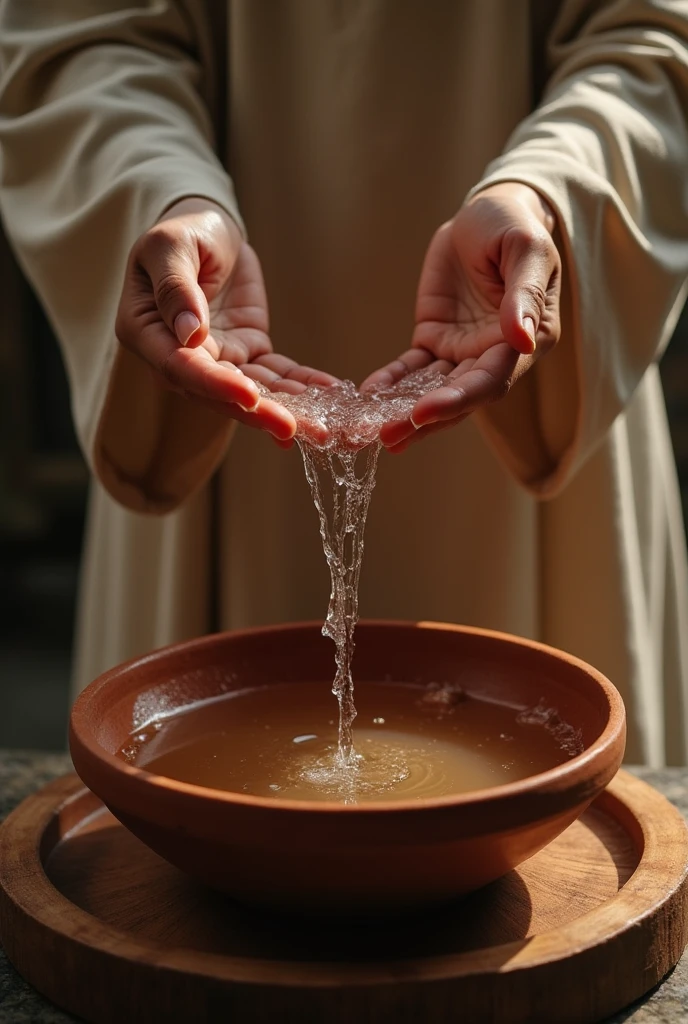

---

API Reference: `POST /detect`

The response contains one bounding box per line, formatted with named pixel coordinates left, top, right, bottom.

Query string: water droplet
left=293, top=734, right=318, bottom=744
left=373, top=717, right=385, bottom=725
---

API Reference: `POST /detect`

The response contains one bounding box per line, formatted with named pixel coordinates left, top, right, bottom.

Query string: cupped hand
left=360, top=183, right=562, bottom=452
left=115, top=197, right=337, bottom=446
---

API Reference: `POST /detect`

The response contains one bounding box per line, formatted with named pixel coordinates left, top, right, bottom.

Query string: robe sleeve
left=468, top=0, right=688, bottom=497
left=0, top=0, right=243, bottom=512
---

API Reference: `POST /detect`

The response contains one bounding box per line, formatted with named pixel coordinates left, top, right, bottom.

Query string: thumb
left=136, top=228, right=210, bottom=347
left=499, top=227, right=559, bottom=356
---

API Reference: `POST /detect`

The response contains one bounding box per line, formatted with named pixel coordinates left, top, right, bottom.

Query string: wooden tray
left=0, top=770, right=687, bottom=1024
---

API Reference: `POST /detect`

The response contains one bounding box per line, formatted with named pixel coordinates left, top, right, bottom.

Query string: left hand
left=115, top=197, right=337, bottom=450
left=360, top=183, right=562, bottom=452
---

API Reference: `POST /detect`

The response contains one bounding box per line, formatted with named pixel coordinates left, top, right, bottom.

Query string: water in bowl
left=119, top=679, right=582, bottom=804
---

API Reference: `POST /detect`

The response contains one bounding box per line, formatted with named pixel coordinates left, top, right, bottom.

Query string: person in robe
left=1, top=0, right=687, bottom=764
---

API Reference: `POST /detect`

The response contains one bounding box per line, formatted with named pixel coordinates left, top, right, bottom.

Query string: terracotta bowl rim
left=70, top=619, right=626, bottom=817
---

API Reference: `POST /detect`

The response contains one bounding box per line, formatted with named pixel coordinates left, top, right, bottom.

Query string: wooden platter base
left=1, top=770, right=687, bottom=1024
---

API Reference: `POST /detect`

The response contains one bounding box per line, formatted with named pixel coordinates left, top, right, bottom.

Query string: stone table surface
left=0, top=752, right=687, bottom=1023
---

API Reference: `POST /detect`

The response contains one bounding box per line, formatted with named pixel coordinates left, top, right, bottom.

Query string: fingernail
left=523, top=316, right=537, bottom=349
left=239, top=392, right=260, bottom=413
left=411, top=413, right=438, bottom=429
left=174, top=311, right=201, bottom=346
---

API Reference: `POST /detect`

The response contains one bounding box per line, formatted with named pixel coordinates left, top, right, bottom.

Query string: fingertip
left=272, top=429, right=297, bottom=443
left=174, top=311, right=201, bottom=346
left=379, top=418, right=415, bottom=448
left=510, top=333, right=536, bottom=356
left=499, top=312, right=535, bottom=355
left=408, top=410, right=438, bottom=430
left=500, top=286, right=539, bottom=354
left=183, top=324, right=209, bottom=349
left=270, top=413, right=298, bottom=442
left=409, top=385, right=465, bottom=427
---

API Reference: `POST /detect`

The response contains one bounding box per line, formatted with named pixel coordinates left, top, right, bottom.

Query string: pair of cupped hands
left=116, top=183, right=561, bottom=452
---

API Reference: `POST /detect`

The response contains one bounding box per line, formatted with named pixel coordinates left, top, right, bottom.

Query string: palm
left=198, top=244, right=272, bottom=371
left=414, top=244, right=507, bottom=365
left=192, top=243, right=333, bottom=397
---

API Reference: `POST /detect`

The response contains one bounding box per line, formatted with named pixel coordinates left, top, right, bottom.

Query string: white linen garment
left=1, top=0, right=688, bottom=763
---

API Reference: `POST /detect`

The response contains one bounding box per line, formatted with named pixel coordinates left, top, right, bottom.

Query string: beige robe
left=1, top=0, right=688, bottom=764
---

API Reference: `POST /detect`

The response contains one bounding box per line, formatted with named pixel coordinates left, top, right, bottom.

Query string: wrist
left=469, top=181, right=557, bottom=235
left=157, top=196, right=243, bottom=250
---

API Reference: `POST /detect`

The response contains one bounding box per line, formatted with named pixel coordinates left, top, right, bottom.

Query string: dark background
left=1, top=229, right=687, bottom=753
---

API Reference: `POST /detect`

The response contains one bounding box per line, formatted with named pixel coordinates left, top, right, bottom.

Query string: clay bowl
left=70, top=621, right=625, bottom=914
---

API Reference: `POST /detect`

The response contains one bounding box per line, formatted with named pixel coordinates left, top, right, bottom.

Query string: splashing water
left=259, top=367, right=445, bottom=767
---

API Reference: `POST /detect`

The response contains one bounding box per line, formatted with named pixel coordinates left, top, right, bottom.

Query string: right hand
left=360, top=183, right=561, bottom=453
left=115, top=197, right=336, bottom=443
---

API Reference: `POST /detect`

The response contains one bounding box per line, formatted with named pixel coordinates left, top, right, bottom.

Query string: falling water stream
left=263, top=368, right=444, bottom=769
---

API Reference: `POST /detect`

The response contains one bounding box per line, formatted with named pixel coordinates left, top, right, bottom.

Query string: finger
left=377, top=355, right=475, bottom=447
left=138, top=332, right=262, bottom=412
left=385, top=413, right=471, bottom=454
left=379, top=417, right=417, bottom=448
left=253, top=353, right=338, bottom=386
left=178, top=388, right=297, bottom=441
left=239, top=365, right=327, bottom=402
left=242, top=354, right=339, bottom=391
left=229, top=398, right=298, bottom=441
left=214, top=372, right=328, bottom=445
left=359, top=348, right=435, bottom=392
left=499, top=226, right=561, bottom=356
left=239, top=361, right=306, bottom=394
left=409, top=342, right=521, bottom=428
left=135, top=225, right=210, bottom=347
